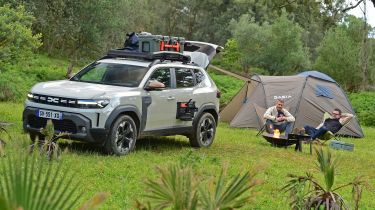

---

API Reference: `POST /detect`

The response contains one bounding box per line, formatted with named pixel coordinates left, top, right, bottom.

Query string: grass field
left=1, top=102, right=374, bottom=209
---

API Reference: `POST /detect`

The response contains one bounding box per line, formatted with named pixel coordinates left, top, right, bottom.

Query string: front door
left=144, top=67, right=177, bottom=131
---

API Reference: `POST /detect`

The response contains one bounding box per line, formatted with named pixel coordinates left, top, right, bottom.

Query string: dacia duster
left=23, top=40, right=222, bottom=155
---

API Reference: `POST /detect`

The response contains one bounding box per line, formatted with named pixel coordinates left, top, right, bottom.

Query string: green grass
left=0, top=54, right=84, bottom=102
left=1, top=102, right=374, bottom=209
left=207, top=69, right=244, bottom=107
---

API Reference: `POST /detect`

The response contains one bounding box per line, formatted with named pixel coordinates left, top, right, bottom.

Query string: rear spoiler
left=184, top=41, right=223, bottom=69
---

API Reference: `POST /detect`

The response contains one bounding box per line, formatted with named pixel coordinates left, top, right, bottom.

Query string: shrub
left=0, top=54, right=76, bottom=102
left=208, top=71, right=244, bottom=108
left=0, top=5, right=41, bottom=68
left=349, top=92, right=375, bottom=126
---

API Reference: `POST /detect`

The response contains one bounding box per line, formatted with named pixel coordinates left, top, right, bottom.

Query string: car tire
left=29, top=132, right=45, bottom=143
left=104, top=115, right=137, bottom=155
left=29, top=132, right=36, bottom=142
left=189, top=112, right=216, bottom=148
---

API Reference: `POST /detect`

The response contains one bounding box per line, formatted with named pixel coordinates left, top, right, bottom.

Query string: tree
left=230, top=13, right=310, bottom=75
left=26, top=0, right=156, bottom=64
left=315, top=16, right=373, bottom=91
left=0, top=5, right=41, bottom=68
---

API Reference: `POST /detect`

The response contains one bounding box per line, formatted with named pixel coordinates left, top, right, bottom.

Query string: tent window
left=316, top=85, right=333, bottom=99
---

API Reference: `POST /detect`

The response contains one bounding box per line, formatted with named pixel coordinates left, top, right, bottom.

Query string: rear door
left=172, top=67, right=195, bottom=126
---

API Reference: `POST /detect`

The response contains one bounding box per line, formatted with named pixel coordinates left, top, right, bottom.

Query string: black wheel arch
left=194, top=104, right=219, bottom=127
left=105, top=106, right=141, bottom=135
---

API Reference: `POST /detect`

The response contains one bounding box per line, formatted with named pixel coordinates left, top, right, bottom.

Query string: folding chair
left=254, top=104, right=267, bottom=137
left=317, top=112, right=352, bottom=144
left=256, top=123, right=266, bottom=137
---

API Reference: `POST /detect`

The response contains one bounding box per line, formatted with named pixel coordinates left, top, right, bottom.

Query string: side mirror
left=144, top=80, right=165, bottom=91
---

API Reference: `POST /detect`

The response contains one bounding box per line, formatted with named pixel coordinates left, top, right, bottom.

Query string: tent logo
left=274, top=95, right=292, bottom=100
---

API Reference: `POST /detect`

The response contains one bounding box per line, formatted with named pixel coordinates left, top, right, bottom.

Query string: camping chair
left=256, top=123, right=266, bottom=137
left=317, top=112, right=352, bottom=144
left=254, top=104, right=267, bottom=137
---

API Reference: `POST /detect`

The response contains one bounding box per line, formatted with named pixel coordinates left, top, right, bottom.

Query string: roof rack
left=104, top=49, right=191, bottom=63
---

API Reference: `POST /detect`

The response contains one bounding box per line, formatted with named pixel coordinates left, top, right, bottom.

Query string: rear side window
left=193, top=69, right=205, bottom=84
left=175, top=68, right=194, bottom=88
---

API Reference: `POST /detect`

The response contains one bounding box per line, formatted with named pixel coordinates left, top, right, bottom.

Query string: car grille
left=27, top=116, right=77, bottom=134
left=29, top=94, right=78, bottom=108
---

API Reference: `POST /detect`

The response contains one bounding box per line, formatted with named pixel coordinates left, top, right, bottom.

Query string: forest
left=1, top=0, right=375, bottom=93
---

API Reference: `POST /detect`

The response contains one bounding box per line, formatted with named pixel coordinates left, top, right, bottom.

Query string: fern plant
left=282, top=148, right=367, bottom=210
left=136, top=164, right=259, bottom=210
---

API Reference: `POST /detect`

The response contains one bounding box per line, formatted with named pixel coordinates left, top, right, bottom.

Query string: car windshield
left=71, top=62, right=149, bottom=87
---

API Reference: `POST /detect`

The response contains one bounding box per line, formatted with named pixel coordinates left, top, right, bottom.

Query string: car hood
left=31, top=80, right=137, bottom=99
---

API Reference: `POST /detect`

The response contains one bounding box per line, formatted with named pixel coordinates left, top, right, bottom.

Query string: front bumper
left=23, top=107, right=108, bottom=143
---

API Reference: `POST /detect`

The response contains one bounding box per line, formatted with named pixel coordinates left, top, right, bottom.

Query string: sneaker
left=299, top=128, right=305, bottom=135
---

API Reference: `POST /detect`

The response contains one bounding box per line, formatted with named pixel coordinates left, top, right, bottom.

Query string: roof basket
left=105, top=49, right=191, bottom=63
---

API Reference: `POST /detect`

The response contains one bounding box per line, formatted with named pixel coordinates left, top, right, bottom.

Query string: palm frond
left=144, top=164, right=198, bottom=210
left=284, top=148, right=367, bottom=210
left=199, top=168, right=260, bottom=210
left=0, top=153, right=83, bottom=210
left=315, top=148, right=336, bottom=191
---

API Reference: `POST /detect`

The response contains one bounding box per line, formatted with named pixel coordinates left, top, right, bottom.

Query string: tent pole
left=292, top=77, right=309, bottom=132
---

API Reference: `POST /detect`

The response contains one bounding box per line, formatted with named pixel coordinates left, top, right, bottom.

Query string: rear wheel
left=189, top=112, right=216, bottom=148
left=104, top=115, right=137, bottom=155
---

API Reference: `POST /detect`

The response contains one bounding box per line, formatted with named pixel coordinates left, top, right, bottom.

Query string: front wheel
left=104, top=115, right=137, bottom=155
left=189, top=112, right=216, bottom=148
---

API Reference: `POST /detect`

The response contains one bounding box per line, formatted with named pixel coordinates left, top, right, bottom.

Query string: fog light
left=80, top=126, right=87, bottom=133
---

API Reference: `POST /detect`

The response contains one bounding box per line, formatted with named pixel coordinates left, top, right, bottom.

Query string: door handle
left=167, top=96, right=175, bottom=100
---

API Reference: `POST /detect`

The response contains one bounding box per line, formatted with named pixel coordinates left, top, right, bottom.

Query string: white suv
left=23, top=44, right=221, bottom=155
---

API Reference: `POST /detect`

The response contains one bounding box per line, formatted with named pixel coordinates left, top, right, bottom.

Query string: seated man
left=304, top=108, right=353, bottom=140
left=263, top=99, right=295, bottom=136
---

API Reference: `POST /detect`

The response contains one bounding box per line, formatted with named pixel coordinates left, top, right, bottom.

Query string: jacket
left=263, top=106, right=295, bottom=124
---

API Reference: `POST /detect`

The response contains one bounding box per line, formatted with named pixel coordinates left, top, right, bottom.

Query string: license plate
left=38, top=109, right=63, bottom=120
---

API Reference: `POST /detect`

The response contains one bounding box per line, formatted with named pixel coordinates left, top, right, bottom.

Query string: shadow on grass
left=136, top=136, right=191, bottom=153
left=58, top=136, right=191, bottom=156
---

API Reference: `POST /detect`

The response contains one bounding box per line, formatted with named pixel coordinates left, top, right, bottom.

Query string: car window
left=193, top=69, right=205, bottom=84
left=73, top=62, right=148, bottom=87
left=175, top=68, right=194, bottom=88
left=148, top=68, right=171, bottom=88
left=79, top=63, right=107, bottom=82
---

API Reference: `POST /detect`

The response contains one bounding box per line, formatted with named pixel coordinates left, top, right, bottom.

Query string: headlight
left=27, top=92, right=34, bottom=100
left=77, top=99, right=110, bottom=108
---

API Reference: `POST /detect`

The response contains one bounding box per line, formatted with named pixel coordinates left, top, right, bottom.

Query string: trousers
left=265, top=119, right=293, bottom=136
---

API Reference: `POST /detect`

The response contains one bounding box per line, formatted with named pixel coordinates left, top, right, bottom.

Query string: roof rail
left=104, top=49, right=191, bottom=63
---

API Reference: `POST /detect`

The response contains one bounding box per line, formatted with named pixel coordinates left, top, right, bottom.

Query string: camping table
left=262, top=133, right=311, bottom=154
